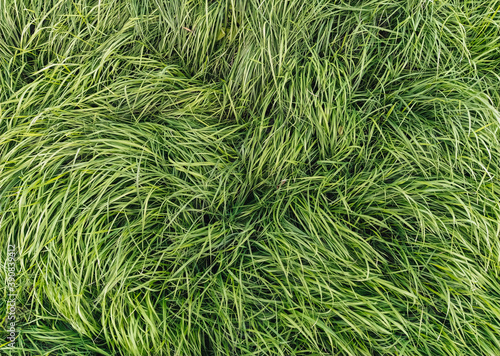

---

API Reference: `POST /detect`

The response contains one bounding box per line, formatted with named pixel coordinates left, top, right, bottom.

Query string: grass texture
left=1, top=0, right=500, bottom=355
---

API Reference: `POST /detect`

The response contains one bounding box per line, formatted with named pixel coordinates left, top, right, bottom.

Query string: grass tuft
left=1, top=0, right=500, bottom=355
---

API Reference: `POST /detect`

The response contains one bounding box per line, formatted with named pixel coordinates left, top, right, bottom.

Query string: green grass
left=1, top=0, right=500, bottom=355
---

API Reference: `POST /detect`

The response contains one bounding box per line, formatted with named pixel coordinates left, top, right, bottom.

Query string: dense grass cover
left=1, top=0, right=500, bottom=355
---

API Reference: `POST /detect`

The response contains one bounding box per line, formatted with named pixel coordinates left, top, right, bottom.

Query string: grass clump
left=1, top=0, right=500, bottom=355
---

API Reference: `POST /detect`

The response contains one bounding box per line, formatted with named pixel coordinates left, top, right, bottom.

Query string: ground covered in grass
left=1, top=0, right=500, bottom=355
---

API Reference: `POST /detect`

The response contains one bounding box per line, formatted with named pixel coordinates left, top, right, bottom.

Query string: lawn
left=1, top=0, right=500, bottom=355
